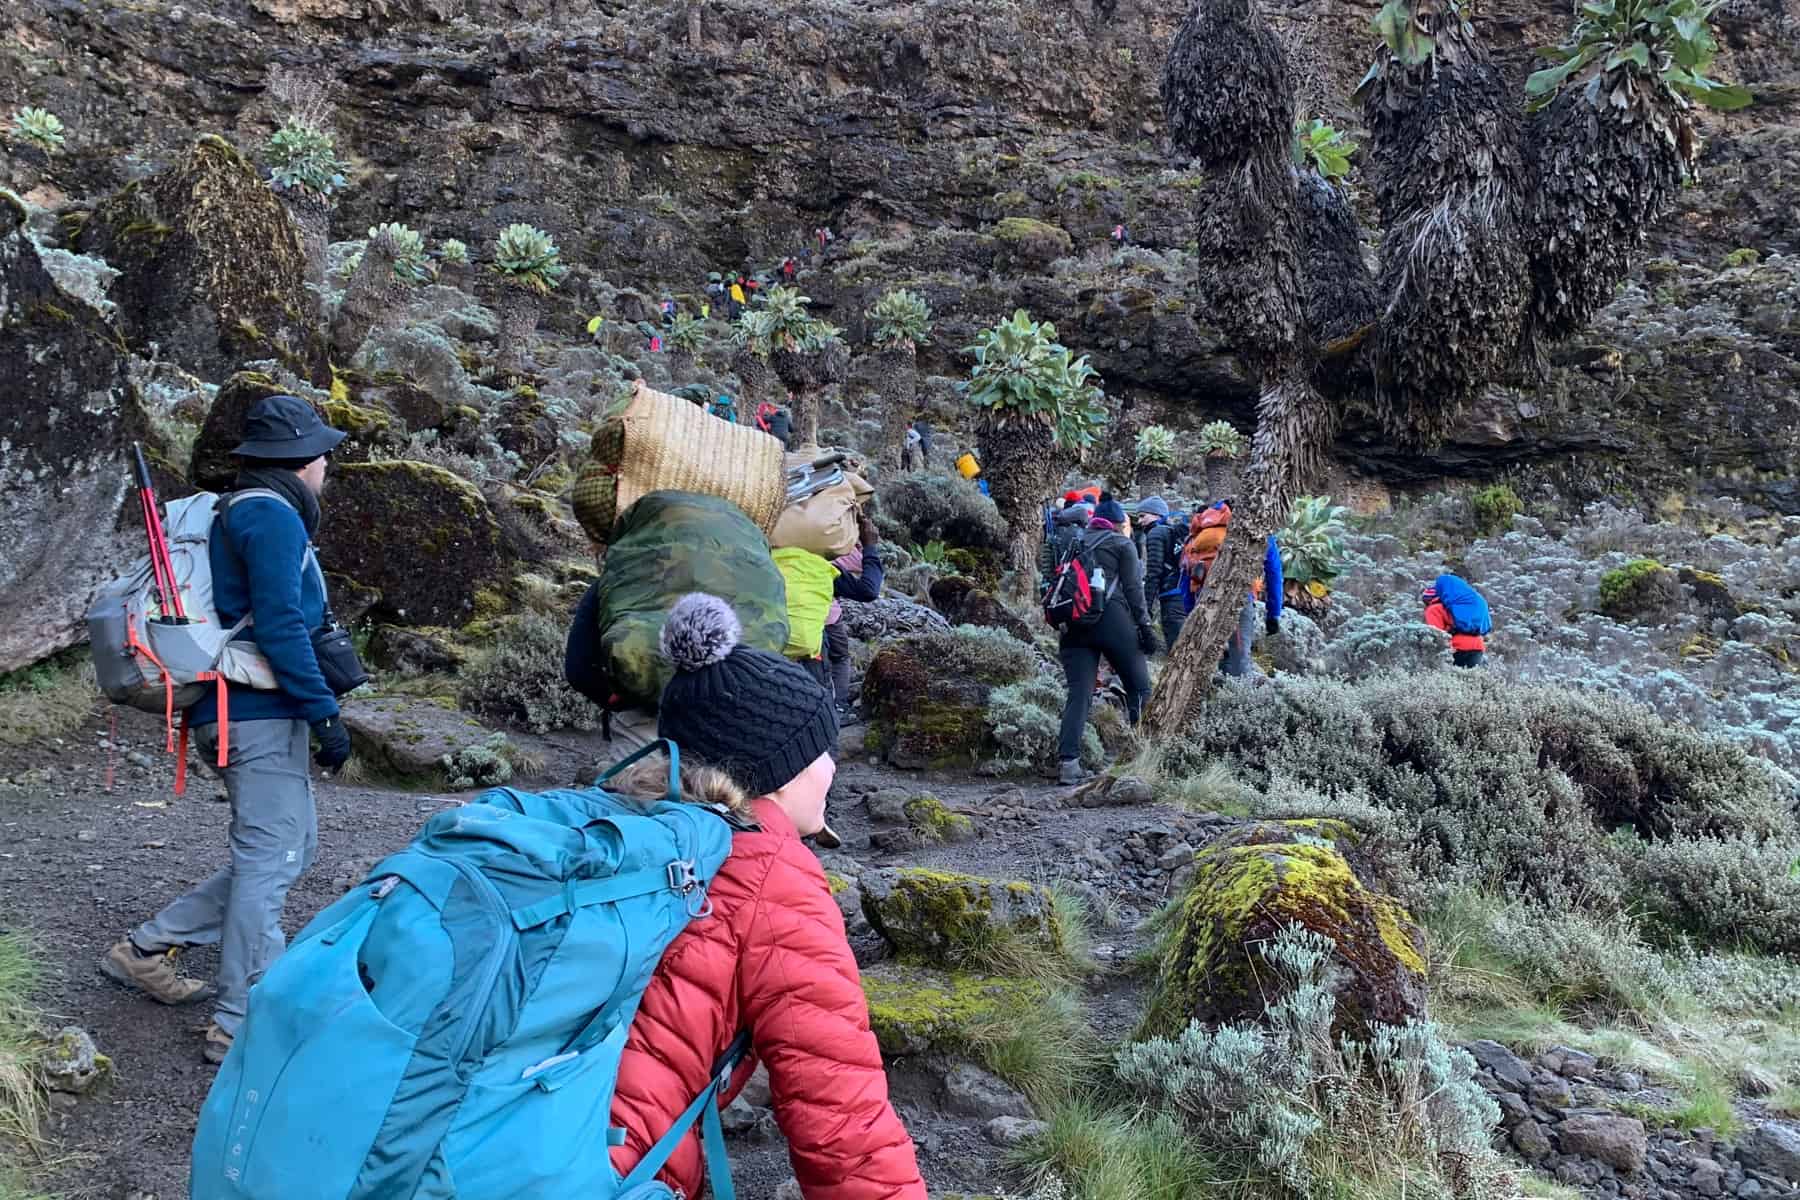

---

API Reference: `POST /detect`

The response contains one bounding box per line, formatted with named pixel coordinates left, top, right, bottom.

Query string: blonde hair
left=606, top=755, right=755, bottom=819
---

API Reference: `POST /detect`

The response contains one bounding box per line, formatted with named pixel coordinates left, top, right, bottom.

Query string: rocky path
left=0, top=704, right=1186, bottom=1200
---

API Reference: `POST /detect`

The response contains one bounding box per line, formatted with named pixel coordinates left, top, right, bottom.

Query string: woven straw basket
left=572, top=380, right=786, bottom=543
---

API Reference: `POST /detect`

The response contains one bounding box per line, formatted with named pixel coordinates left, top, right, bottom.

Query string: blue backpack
left=191, top=740, right=748, bottom=1200
left=1433, top=573, right=1493, bottom=636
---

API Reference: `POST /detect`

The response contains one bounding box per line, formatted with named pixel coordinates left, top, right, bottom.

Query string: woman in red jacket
left=607, top=593, right=925, bottom=1200
left=1421, top=583, right=1487, bottom=668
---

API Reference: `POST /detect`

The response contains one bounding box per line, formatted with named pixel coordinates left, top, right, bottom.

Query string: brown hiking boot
left=202, top=1022, right=233, bottom=1066
left=99, top=940, right=214, bottom=1006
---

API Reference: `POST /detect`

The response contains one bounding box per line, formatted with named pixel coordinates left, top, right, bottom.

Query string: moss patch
left=861, top=867, right=1064, bottom=969
left=1598, top=558, right=1680, bottom=621
left=862, top=962, right=1050, bottom=1057
left=905, top=794, right=975, bottom=844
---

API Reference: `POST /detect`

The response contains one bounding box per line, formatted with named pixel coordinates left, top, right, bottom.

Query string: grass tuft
left=1013, top=1097, right=1219, bottom=1200
left=0, top=930, right=46, bottom=1192
left=0, top=651, right=95, bottom=750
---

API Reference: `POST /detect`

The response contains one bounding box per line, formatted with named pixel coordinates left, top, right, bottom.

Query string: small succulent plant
left=265, top=116, right=349, bottom=201
left=368, top=222, right=432, bottom=282
left=9, top=107, right=65, bottom=154
left=1198, top=419, right=1247, bottom=459
left=437, top=238, right=469, bottom=265
left=1135, top=424, right=1178, bottom=467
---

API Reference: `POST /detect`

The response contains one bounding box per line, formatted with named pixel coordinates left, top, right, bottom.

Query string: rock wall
left=1, top=0, right=1796, bottom=505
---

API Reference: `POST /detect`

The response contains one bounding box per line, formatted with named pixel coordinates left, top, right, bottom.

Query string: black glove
left=311, top=716, right=352, bottom=771
left=1266, top=616, right=1281, bottom=637
left=1137, top=624, right=1160, bottom=655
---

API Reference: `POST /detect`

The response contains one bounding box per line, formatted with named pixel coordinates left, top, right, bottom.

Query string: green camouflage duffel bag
left=597, top=491, right=789, bottom=706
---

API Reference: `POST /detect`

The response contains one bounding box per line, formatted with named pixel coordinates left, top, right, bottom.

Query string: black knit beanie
left=656, top=594, right=838, bottom=798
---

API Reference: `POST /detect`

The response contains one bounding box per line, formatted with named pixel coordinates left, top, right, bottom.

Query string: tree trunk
left=874, top=345, right=917, bottom=473
left=1144, top=369, right=1333, bottom=737
left=980, top=416, right=1057, bottom=605
left=686, top=1, right=703, bottom=48
left=282, top=195, right=332, bottom=297
left=733, top=347, right=772, bottom=424
left=496, top=288, right=542, bottom=374
left=791, top=387, right=820, bottom=449
left=330, top=240, right=403, bottom=360
left=1204, top=455, right=1237, bottom=503
left=667, top=348, right=695, bottom=380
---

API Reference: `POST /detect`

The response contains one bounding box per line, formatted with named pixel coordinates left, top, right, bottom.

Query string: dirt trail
left=0, top=704, right=1175, bottom=1199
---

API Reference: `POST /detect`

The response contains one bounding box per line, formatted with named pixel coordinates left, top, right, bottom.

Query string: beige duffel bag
left=770, top=451, right=873, bottom=559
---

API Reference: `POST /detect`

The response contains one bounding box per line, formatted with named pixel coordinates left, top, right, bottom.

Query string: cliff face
left=4, top=0, right=1797, bottom=508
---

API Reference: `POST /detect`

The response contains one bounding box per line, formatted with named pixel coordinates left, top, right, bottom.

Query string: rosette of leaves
left=1292, top=118, right=1357, bottom=180
left=438, top=238, right=469, bottom=265
left=1278, top=495, right=1351, bottom=590
left=368, top=222, right=432, bottom=282
left=9, top=107, right=64, bottom=154
left=965, top=309, right=1107, bottom=593
left=1198, top=420, right=1246, bottom=459
left=331, top=222, right=428, bottom=357
left=758, top=286, right=845, bottom=445
left=668, top=313, right=707, bottom=355
left=265, top=117, right=348, bottom=202
left=1524, top=0, right=1750, bottom=122
left=492, top=223, right=568, bottom=293
left=1135, top=424, right=1178, bottom=467
left=869, top=289, right=932, bottom=469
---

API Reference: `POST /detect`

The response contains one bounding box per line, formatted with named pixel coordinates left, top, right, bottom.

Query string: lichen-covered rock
left=1598, top=558, right=1683, bottom=622
left=320, top=461, right=514, bottom=626
left=0, top=195, right=158, bottom=672
left=860, top=867, right=1062, bottom=966
left=992, top=217, right=1072, bottom=269
left=837, top=596, right=950, bottom=642
left=80, top=136, right=323, bottom=383
left=861, top=961, right=1049, bottom=1057
left=1140, top=821, right=1427, bottom=1040
left=904, top=794, right=975, bottom=844
left=861, top=626, right=1037, bottom=769
left=928, top=576, right=1037, bottom=645
left=339, top=695, right=498, bottom=784
left=188, top=369, right=401, bottom=489
left=39, top=1025, right=112, bottom=1095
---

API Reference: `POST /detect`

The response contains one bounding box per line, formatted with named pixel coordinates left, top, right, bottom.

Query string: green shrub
left=440, top=732, right=518, bottom=789
left=1721, top=248, right=1761, bottom=269
left=8, top=107, right=64, bottom=154
left=265, top=116, right=348, bottom=201
left=983, top=675, right=1103, bottom=776
left=1598, top=557, right=1679, bottom=619
left=1134, top=425, right=1177, bottom=468
left=1291, top=117, right=1356, bottom=179
left=1014, top=1100, right=1216, bottom=1200
left=457, top=613, right=598, bottom=734
left=1168, top=673, right=1800, bottom=949
left=1633, top=832, right=1800, bottom=954
left=492, top=223, right=567, bottom=293
left=1470, top=483, right=1523, bottom=534
left=1115, top=927, right=1505, bottom=1199
left=867, top=288, right=933, bottom=349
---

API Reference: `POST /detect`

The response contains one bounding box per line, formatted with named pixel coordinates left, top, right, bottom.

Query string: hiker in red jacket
left=608, top=594, right=924, bottom=1200
left=1422, top=584, right=1486, bottom=668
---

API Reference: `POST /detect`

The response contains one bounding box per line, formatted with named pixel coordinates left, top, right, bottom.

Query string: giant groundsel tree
left=1145, top=0, right=1746, bottom=734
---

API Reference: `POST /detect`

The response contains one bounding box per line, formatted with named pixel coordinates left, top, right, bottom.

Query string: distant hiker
left=813, top=226, right=834, bottom=257
left=1111, top=224, right=1129, bottom=247
left=729, top=277, right=747, bottom=315
left=1134, top=495, right=1185, bottom=653
left=912, top=417, right=934, bottom=468
left=824, top=514, right=885, bottom=716
left=781, top=256, right=798, bottom=284
left=1422, top=574, right=1491, bottom=668
left=660, top=297, right=677, bottom=323
left=743, top=274, right=763, bottom=302
left=1039, top=497, right=1092, bottom=590
left=1047, top=498, right=1154, bottom=785
left=756, top=400, right=793, bottom=450
left=649, top=333, right=663, bottom=353
left=901, top=426, right=922, bottom=471
left=1182, top=501, right=1283, bottom=677
left=102, top=395, right=353, bottom=1066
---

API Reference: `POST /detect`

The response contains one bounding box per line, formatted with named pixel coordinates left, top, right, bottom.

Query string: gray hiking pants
left=1220, top=595, right=1259, bottom=677
left=134, top=719, right=317, bottom=1035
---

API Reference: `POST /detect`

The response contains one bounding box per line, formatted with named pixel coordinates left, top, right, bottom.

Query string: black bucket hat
left=231, top=394, right=347, bottom=461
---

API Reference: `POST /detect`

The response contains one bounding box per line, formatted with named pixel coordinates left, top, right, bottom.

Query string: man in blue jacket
left=102, top=395, right=353, bottom=1065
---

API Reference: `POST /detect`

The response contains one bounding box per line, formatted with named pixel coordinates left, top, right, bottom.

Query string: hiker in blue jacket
left=1133, top=496, right=1186, bottom=653
left=101, top=395, right=353, bottom=1066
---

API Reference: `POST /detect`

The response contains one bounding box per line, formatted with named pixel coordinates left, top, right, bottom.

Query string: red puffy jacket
left=609, top=797, right=925, bottom=1199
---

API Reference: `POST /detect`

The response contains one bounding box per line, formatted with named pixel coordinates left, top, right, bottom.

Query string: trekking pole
left=132, top=442, right=187, bottom=622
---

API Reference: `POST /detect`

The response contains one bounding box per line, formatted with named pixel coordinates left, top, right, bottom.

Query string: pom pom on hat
left=661, top=593, right=742, bottom=672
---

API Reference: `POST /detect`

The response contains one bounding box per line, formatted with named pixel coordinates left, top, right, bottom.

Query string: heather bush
left=1116, top=927, right=1505, bottom=1200
left=440, top=732, right=516, bottom=789
left=1632, top=833, right=1800, bottom=954
left=880, top=471, right=1009, bottom=552
left=984, top=676, right=1103, bottom=776
left=1171, top=672, right=1800, bottom=947
left=458, top=613, right=599, bottom=734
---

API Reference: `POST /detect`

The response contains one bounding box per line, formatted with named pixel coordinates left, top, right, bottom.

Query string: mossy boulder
left=320, top=461, right=514, bottom=626
left=861, top=867, right=1062, bottom=967
left=81, top=135, right=323, bottom=383
left=861, top=626, right=1036, bottom=769
left=1141, top=822, right=1427, bottom=1041
left=992, top=217, right=1073, bottom=269
left=1678, top=567, right=1741, bottom=622
left=191, top=370, right=400, bottom=490
left=1598, top=558, right=1682, bottom=622
left=928, top=576, right=1036, bottom=646
left=0, top=198, right=160, bottom=671
left=861, top=961, right=1050, bottom=1057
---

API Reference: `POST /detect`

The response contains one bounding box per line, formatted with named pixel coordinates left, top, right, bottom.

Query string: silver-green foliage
left=1116, top=926, right=1503, bottom=1196
left=265, top=117, right=348, bottom=201
left=368, top=222, right=431, bottom=282
left=667, top=312, right=708, bottom=354
left=492, top=223, right=568, bottom=292
left=9, top=107, right=64, bottom=154
left=458, top=614, right=597, bottom=734
left=1198, top=419, right=1246, bottom=458
left=983, top=676, right=1104, bottom=776
left=1134, top=424, right=1178, bottom=467
left=437, top=238, right=469, bottom=265
left=735, top=285, right=840, bottom=356
left=440, top=732, right=516, bottom=789
left=868, top=288, right=933, bottom=349
left=965, top=310, right=1107, bottom=452
left=1278, top=495, right=1351, bottom=586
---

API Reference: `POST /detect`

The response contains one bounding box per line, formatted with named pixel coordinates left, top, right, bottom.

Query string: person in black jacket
left=1056, top=498, right=1156, bottom=785
left=1133, top=496, right=1186, bottom=654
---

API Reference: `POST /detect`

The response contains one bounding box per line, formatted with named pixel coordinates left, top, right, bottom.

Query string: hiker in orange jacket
left=1421, top=584, right=1486, bottom=668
